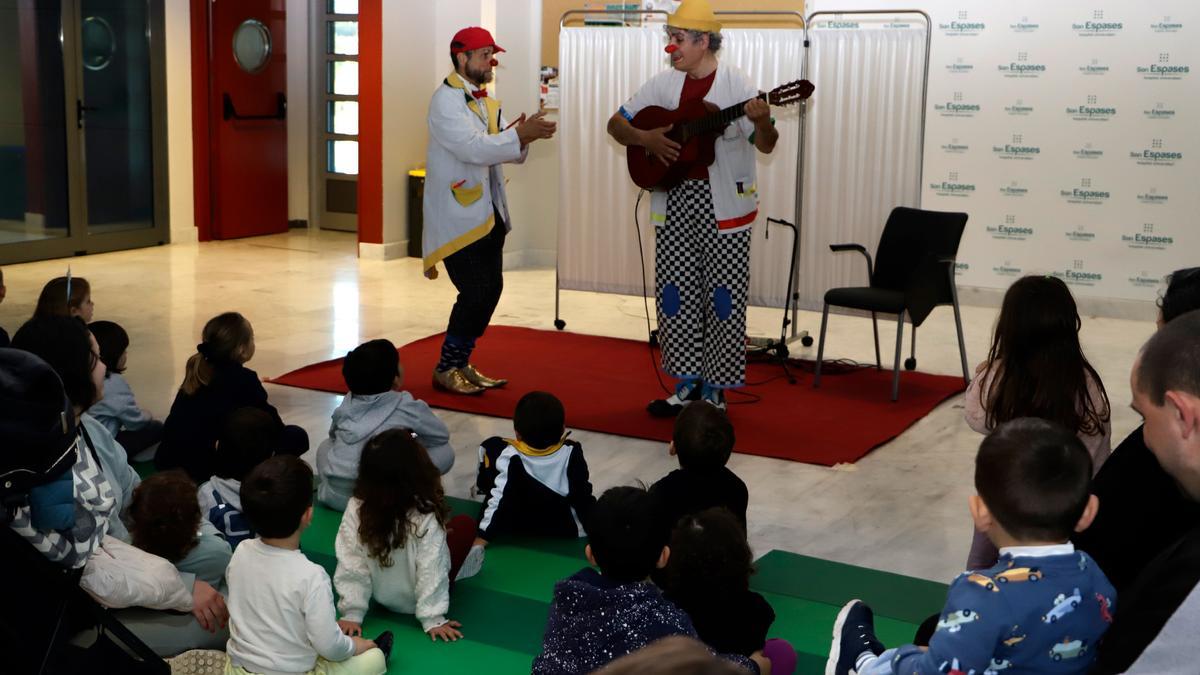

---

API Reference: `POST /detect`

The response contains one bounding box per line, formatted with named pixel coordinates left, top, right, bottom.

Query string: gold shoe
left=460, top=364, right=508, bottom=388
left=433, top=368, right=485, bottom=395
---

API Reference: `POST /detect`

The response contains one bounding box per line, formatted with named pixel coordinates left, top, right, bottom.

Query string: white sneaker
left=455, top=544, right=486, bottom=581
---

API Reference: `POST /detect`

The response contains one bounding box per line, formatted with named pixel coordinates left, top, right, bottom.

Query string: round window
left=81, top=16, right=116, bottom=71
left=233, top=19, right=272, bottom=74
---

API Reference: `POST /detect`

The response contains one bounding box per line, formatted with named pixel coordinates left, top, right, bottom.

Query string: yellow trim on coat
left=423, top=214, right=495, bottom=271
left=445, top=71, right=501, bottom=134
left=503, top=437, right=567, bottom=457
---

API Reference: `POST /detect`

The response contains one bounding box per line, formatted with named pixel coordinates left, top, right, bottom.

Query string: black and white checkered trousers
left=655, top=180, right=751, bottom=388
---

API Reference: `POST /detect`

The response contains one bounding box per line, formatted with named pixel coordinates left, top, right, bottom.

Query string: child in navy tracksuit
left=827, top=418, right=1116, bottom=675
left=196, top=407, right=277, bottom=549
left=475, top=392, right=595, bottom=543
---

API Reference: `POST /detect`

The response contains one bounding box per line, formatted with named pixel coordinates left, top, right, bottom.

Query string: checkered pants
left=655, top=180, right=750, bottom=388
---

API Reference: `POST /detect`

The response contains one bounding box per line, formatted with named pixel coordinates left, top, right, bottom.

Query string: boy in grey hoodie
left=317, top=339, right=453, bottom=511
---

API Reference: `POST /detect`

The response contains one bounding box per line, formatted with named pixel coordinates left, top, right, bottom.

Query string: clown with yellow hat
left=607, top=0, right=780, bottom=417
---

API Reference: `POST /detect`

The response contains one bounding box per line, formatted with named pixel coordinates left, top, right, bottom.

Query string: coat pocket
left=451, top=180, right=484, bottom=206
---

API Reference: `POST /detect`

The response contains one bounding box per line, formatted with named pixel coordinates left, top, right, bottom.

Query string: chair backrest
left=871, top=207, right=968, bottom=326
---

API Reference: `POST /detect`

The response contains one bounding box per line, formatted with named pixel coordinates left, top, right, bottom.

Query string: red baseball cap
left=450, top=27, right=505, bottom=54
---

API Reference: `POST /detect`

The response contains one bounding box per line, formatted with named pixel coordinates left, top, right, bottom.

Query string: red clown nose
left=490, top=58, right=499, bottom=67
left=664, top=44, right=679, bottom=54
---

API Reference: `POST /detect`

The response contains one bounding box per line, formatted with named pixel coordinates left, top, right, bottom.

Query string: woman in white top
left=333, top=429, right=483, bottom=642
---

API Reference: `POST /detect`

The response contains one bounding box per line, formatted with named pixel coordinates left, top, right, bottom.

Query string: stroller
left=0, top=347, right=168, bottom=674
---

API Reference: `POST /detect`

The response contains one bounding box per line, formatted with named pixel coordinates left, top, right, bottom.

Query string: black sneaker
left=374, top=631, right=394, bottom=661
left=647, top=379, right=703, bottom=418
left=826, top=600, right=885, bottom=675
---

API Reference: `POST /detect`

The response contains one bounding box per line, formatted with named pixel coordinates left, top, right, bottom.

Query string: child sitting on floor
left=318, top=338, right=453, bottom=511
left=197, top=407, right=277, bottom=549
left=88, top=320, right=164, bottom=461
left=650, top=402, right=748, bottom=534
left=334, top=429, right=482, bottom=642
left=661, top=508, right=779, bottom=663
left=33, top=274, right=94, bottom=322
left=225, top=455, right=391, bottom=675
left=475, top=391, right=595, bottom=544
left=826, top=418, right=1116, bottom=675
left=533, top=486, right=780, bottom=674
left=158, top=311, right=309, bottom=482
left=129, top=470, right=232, bottom=589
left=964, top=275, right=1111, bottom=569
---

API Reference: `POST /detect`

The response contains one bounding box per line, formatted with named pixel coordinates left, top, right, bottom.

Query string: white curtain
left=556, top=23, right=926, bottom=311
left=798, top=23, right=927, bottom=310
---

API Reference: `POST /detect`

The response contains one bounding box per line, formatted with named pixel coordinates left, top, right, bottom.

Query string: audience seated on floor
left=197, top=407, right=277, bottom=550
left=532, top=485, right=774, bottom=675
left=1075, top=266, right=1200, bottom=593
left=87, top=319, right=165, bottom=461
left=1093, top=310, right=1200, bottom=673
left=650, top=402, right=748, bottom=534
left=9, top=316, right=229, bottom=657
left=157, top=311, right=309, bottom=482
left=318, top=338, right=453, bottom=512
left=130, top=470, right=232, bottom=589
left=333, top=429, right=482, bottom=643
left=828, top=418, right=1114, bottom=675
left=475, top=391, right=595, bottom=545
left=225, top=455, right=390, bottom=675
left=33, top=275, right=94, bottom=322
left=963, top=275, right=1111, bottom=569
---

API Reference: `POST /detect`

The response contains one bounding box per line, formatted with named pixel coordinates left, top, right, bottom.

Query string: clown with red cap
left=425, top=27, right=556, bottom=395
left=607, top=0, right=779, bottom=417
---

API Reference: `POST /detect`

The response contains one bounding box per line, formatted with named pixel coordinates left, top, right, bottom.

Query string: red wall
left=356, top=0, right=383, bottom=246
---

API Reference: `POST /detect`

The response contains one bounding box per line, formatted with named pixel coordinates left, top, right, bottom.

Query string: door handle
left=223, top=92, right=287, bottom=121
left=76, top=99, right=100, bottom=129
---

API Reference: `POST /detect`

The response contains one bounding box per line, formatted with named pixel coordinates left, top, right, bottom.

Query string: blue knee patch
left=713, top=286, right=733, bottom=320
left=662, top=283, right=681, bottom=317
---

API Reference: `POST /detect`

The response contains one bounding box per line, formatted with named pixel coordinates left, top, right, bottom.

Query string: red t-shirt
left=679, top=70, right=716, bottom=180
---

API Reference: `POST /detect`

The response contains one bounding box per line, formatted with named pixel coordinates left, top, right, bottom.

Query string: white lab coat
left=422, top=71, right=528, bottom=271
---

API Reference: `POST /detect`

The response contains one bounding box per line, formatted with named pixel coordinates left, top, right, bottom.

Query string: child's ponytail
left=179, top=312, right=254, bottom=396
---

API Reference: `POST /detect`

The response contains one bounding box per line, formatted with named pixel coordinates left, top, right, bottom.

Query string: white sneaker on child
left=455, top=544, right=486, bottom=581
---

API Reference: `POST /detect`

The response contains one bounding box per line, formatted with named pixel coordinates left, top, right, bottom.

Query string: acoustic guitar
left=626, top=79, right=815, bottom=190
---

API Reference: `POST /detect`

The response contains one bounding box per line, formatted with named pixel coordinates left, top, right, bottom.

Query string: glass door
left=314, top=0, right=358, bottom=231
left=0, top=0, right=168, bottom=265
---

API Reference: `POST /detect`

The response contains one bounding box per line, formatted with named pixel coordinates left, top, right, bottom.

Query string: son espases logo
left=999, top=181, right=1029, bottom=198
left=1137, top=188, right=1168, bottom=205
left=1072, top=143, right=1104, bottom=160
left=1078, top=58, right=1110, bottom=76
left=935, top=92, right=980, bottom=117
left=930, top=171, right=975, bottom=198
left=1129, top=271, right=1163, bottom=288
left=1074, top=10, right=1123, bottom=36
left=1005, top=99, right=1035, bottom=116
left=945, top=57, right=975, bottom=75
left=992, top=262, right=1024, bottom=277
left=1053, top=261, right=1103, bottom=287
left=986, top=215, right=1033, bottom=240
left=1122, top=224, right=1175, bottom=250
left=941, top=138, right=970, bottom=154
left=999, top=52, right=1046, bottom=78
left=1144, top=103, right=1177, bottom=120
left=1065, top=225, right=1096, bottom=242
left=1139, top=53, right=1190, bottom=80
left=940, top=11, right=985, bottom=36
left=993, top=134, right=1040, bottom=160
left=1060, top=178, right=1110, bottom=205
left=954, top=261, right=970, bottom=275
left=1151, top=16, right=1183, bottom=33
left=1067, top=95, right=1116, bottom=121
left=1010, top=16, right=1040, bottom=33
left=1130, top=139, right=1182, bottom=167
left=824, top=20, right=861, bottom=29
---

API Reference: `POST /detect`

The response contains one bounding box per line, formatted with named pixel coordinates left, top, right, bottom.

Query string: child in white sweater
left=334, top=429, right=483, bottom=642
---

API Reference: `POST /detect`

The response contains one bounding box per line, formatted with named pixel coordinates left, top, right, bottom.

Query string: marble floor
left=0, top=230, right=1155, bottom=583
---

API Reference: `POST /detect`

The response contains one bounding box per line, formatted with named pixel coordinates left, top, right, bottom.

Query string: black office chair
left=812, top=207, right=970, bottom=401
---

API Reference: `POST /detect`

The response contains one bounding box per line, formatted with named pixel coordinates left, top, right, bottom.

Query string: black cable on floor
left=633, top=189, right=673, bottom=397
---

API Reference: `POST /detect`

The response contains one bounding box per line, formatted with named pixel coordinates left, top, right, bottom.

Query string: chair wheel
left=801, top=336, right=814, bottom=347
left=904, top=357, right=917, bottom=371
left=554, top=319, right=566, bottom=331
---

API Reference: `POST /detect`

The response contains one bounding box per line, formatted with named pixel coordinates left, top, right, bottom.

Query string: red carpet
left=267, top=326, right=966, bottom=466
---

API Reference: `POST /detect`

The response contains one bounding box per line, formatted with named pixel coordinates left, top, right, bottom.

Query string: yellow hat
left=667, top=0, right=722, bottom=33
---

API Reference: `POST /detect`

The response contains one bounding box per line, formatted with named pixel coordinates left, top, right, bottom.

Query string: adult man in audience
left=1075, top=268, right=1200, bottom=592
left=423, top=27, right=556, bottom=395
left=1092, top=309, right=1200, bottom=673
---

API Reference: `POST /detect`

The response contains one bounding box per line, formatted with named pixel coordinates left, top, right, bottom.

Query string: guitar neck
left=686, top=93, right=767, bottom=136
